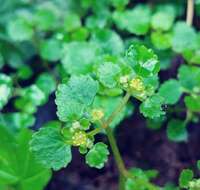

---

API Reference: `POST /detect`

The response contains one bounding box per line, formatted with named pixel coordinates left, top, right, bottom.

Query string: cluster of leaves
left=0, top=0, right=200, bottom=190
left=30, top=43, right=161, bottom=171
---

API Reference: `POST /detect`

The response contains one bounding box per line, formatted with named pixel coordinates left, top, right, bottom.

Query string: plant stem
left=105, top=127, right=127, bottom=190
left=88, top=92, right=131, bottom=137
left=103, top=92, right=131, bottom=129
left=186, top=0, right=194, bottom=26
left=119, top=172, right=126, bottom=190
left=106, top=127, right=127, bottom=175
left=88, top=92, right=132, bottom=189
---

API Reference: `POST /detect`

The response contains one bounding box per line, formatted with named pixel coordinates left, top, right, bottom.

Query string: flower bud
left=72, top=121, right=81, bottom=129
left=91, top=109, right=104, bottom=121
left=119, top=75, right=129, bottom=88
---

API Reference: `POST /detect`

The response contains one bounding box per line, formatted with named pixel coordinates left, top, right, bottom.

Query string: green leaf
left=146, top=116, right=165, bottom=130
left=0, top=53, right=4, bottom=69
left=156, top=49, right=173, bottom=70
left=183, top=49, right=200, bottom=64
left=125, top=168, right=159, bottom=190
left=39, top=38, right=62, bottom=61
left=56, top=75, right=99, bottom=122
left=14, top=84, right=47, bottom=114
left=97, top=62, right=121, bottom=88
left=61, top=42, right=100, bottom=75
left=91, top=29, right=124, bottom=55
left=163, top=183, right=179, bottom=190
left=64, top=75, right=99, bottom=106
left=34, top=7, right=58, bottom=31
left=167, top=119, right=187, bottom=142
left=140, top=94, right=165, bottom=119
left=197, top=160, right=200, bottom=170
left=126, top=44, right=159, bottom=77
left=0, top=126, right=51, bottom=190
left=64, top=13, right=81, bottom=32
left=151, top=31, right=172, bottom=50
left=172, top=22, right=197, bottom=53
left=30, top=124, right=72, bottom=170
left=179, top=169, right=193, bottom=188
left=17, top=65, right=33, bottom=80
left=7, top=17, right=33, bottom=41
left=86, top=142, right=109, bottom=169
left=0, top=112, right=35, bottom=132
left=113, top=5, right=151, bottom=35
left=151, top=11, right=174, bottom=31
left=158, top=79, right=182, bottom=105
left=109, top=0, right=129, bottom=9
left=178, top=65, right=200, bottom=92
left=36, top=73, right=56, bottom=95
left=0, top=74, right=12, bottom=110
left=71, top=27, right=89, bottom=41
left=184, top=96, right=200, bottom=112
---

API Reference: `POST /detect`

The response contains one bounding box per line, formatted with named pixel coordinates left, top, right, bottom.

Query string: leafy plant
left=0, top=0, right=200, bottom=190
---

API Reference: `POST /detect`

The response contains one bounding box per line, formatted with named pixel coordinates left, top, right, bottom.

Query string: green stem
left=106, top=127, right=127, bottom=189
left=88, top=92, right=131, bottom=137
left=88, top=92, right=131, bottom=189
left=103, top=92, right=131, bottom=128
left=186, top=0, right=194, bottom=26
left=88, top=92, right=132, bottom=189
left=119, top=173, right=126, bottom=190
left=106, top=127, right=127, bottom=175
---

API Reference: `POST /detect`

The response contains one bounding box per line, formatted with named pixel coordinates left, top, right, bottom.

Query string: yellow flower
left=72, top=131, right=87, bottom=146
left=91, top=109, right=104, bottom=121
left=129, top=77, right=145, bottom=92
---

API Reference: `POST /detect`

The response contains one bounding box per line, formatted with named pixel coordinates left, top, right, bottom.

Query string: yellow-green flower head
left=72, top=131, right=87, bottom=146
left=91, top=109, right=104, bottom=121
left=129, top=77, right=145, bottom=92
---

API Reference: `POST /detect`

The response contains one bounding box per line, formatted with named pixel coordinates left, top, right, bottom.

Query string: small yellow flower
left=72, top=131, right=87, bottom=146
left=91, top=109, right=104, bottom=121
left=129, top=77, right=145, bottom=92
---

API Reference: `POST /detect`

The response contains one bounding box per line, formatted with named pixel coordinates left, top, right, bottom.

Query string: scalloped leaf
left=97, top=62, right=121, bottom=88
left=113, top=5, right=151, bottom=35
left=91, top=29, right=124, bottom=55
left=172, top=22, right=197, bottom=53
left=167, top=119, right=187, bottom=142
left=61, top=42, right=100, bottom=75
left=30, top=125, right=72, bottom=171
left=140, top=94, right=165, bottom=119
left=86, top=142, right=109, bottom=169
left=179, top=169, right=193, bottom=188
left=158, top=79, right=182, bottom=105
left=56, top=75, right=99, bottom=122
left=126, top=44, right=159, bottom=77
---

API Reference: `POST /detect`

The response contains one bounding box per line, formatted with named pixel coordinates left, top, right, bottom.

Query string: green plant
left=0, top=0, right=200, bottom=190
